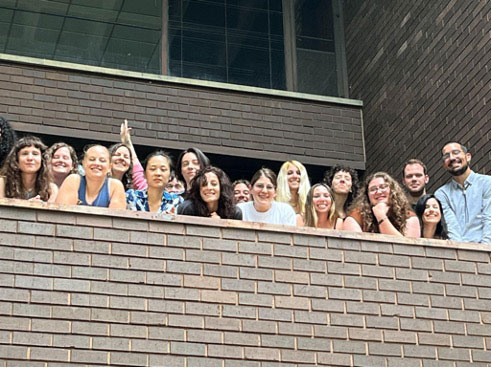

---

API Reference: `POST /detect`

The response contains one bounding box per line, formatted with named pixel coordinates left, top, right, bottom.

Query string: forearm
left=377, top=217, right=404, bottom=236
left=132, top=160, right=148, bottom=190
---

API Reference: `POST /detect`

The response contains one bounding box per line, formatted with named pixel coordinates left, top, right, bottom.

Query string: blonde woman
left=300, top=183, right=343, bottom=229
left=276, top=160, right=311, bottom=216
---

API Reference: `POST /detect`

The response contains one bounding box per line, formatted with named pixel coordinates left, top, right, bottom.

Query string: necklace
left=23, top=188, right=36, bottom=199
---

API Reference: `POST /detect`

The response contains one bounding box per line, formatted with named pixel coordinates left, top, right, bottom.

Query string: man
left=435, top=142, right=491, bottom=244
left=232, top=179, right=251, bottom=204
left=402, top=159, right=429, bottom=209
left=322, top=165, right=359, bottom=220
left=165, top=172, right=185, bottom=195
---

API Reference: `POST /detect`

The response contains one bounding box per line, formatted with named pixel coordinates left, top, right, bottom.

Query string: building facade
left=344, top=1, right=491, bottom=190
left=1, top=1, right=489, bottom=183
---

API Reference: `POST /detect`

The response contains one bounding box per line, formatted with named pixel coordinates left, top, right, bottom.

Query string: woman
left=109, top=143, right=134, bottom=190
left=126, top=151, right=183, bottom=214
left=46, top=142, right=78, bottom=188
left=120, top=120, right=210, bottom=192
left=0, top=136, right=57, bottom=202
left=0, top=116, right=17, bottom=168
left=177, top=166, right=241, bottom=219
left=322, top=165, right=359, bottom=221
left=176, top=147, right=210, bottom=191
left=56, top=144, right=126, bottom=208
left=238, top=168, right=296, bottom=226
left=301, top=183, right=343, bottom=229
left=120, top=120, right=148, bottom=190
left=415, top=194, right=448, bottom=239
left=343, top=172, right=420, bottom=237
left=276, top=160, right=311, bottom=216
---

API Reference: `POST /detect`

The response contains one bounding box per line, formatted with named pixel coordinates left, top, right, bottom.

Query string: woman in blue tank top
left=56, top=145, right=126, bottom=209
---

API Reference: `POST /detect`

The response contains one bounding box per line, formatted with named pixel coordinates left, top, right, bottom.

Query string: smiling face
left=181, top=152, right=201, bottom=186
left=145, top=155, right=171, bottom=190
left=403, top=163, right=428, bottom=196
left=51, top=146, right=73, bottom=176
left=331, top=170, right=353, bottom=195
left=286, top=163, right=301, bottom=192
left=83, top=146, right=111, bottom=179
left=251, top=175, right=276, bottom=210
left=234, top=183, right=251, bottom=203
left=18, top=145, right=42, bottom=174
left=111, top=145, right=131, bottom=176
left=422, top=197, right=442, bottom=224
left=312, top=185, right=333, bottom=214
left=200, top=172, right=220, bottom=206
left=442, top=143, right=471, bottom=177
left=367, top=177, right=391, bottom=206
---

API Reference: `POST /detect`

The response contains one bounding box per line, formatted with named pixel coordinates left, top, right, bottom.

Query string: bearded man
left=402, top=159, right=429, bottom=210
left=435, top=142, right=490, bottom=243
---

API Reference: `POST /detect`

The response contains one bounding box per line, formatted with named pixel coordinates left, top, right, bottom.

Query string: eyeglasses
left=166, top=184, right=183, bottom=189
left=442, top=149, right=463, bottom=161
left=368, top=183, right=389, bottom=194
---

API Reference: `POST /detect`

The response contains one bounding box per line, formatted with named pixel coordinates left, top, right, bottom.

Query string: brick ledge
left=0, top=198, right=489, bottom=252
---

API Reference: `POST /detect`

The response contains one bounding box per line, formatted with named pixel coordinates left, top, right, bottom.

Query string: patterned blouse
left=126, top=189, right=183, bottom=214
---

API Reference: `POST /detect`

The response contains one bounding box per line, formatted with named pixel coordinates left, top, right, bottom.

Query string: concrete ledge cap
left=1, top=198, right=489, bottom=252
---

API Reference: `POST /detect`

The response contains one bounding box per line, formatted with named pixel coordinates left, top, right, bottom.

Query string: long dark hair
left=415, top=194, right=448, bottom=239
left=176, top=147, right=210, bottom=187
left=109, top=143, right=134, bottom=190
left=187, top=166, right=236, bottom=219
left=0, top=116, right=17, bottom=167
left=322, top=165, right=359, bottom=213
left=0, top=136, right=52, bottom=200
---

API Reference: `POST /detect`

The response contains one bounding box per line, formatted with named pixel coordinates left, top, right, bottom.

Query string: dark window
left=168, top=0, right=285, bottom=90
left=0, top=0, right=162, bottom=74
left=0, top=0, right=346, bottom=97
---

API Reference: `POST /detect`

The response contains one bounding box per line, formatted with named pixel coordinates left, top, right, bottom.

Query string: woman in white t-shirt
left=238, top=168, right=296, bottom=226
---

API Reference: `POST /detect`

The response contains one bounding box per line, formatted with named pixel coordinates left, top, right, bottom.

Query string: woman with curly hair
left=56, top=144, right=126, bottom=208
left=0, top=136, right=57, bottom=202
left=343, top=172, right=420, bottom=237
left=177, top=166, right=242, bottom=219
left=0, top=116, right=17, bottom=168
left=415, top=194, right=448, bottom=239
left=126, top=151, right=183, bottom=214
left=46, top=142, right=78, bottom=188
left=322, top=165, right=359, bottom=221
left=109, top=143, right=134, bottom=190
left=276, top=160, right=311, bottom=216
left=301, top=183, right=343, bottom=229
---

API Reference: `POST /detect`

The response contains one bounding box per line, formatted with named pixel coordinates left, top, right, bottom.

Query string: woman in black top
left=178, top=166, right=242, bottom=220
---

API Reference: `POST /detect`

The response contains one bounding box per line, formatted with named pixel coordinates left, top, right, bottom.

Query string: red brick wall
left=0, top=59, right=364, bottom=169
left=0, top=200, right=489, bottom=366
left=344, top=1, right=491, bottom=190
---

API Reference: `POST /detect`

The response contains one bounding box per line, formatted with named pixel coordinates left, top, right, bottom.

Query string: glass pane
left=169, top=0, right=285, bottom=90
left=294, top=0, right=338, bottom=95
left=0, top=0, right=162, bottom=74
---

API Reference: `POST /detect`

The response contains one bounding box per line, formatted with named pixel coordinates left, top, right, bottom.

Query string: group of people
left=0, top=117, right=489, bottom=244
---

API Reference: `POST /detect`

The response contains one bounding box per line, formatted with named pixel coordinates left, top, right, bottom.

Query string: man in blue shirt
left=435, top=142, right=491, bottom=244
